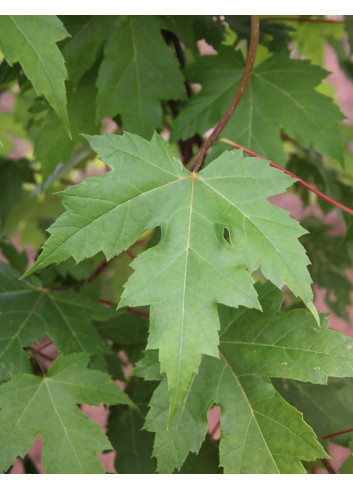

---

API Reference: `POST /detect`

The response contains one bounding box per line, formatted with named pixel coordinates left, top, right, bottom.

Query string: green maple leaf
left=0, top=353, right=132, bottom=473
left=275, top=377, right=353, bottom=444
left=341, top=446, right=353, bottom=473
left=172, top=49, right=343, bottom=163
left=142, top=283, right=353, bottom=473
left=0, top=16, right=70, bottom=134
left=0, top=263, right=112, bottom=382
left=299, top=216, right=353, bottom=320
left=0, top=159, right=34, bottom=225
left=108, top=378, right=157, bottom=474
left=144, top=362, right=326, bottom=474
left=61, top=15, right=114, bottom=86
left=96, top=16, right=186, bottom=138
left=23, top=132, right=317, bottom=420
left=32, top=68, right=98, bottom=181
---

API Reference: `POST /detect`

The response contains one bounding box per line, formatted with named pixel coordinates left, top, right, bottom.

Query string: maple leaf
left=0, top=16, right=70, bottom=134
left=0, top=353, right=133, bottom=473
left=32, top=68, right=98, bottom=181
left=172, top=49, right=344, bottom=163
left=61, top=15, right=114, bottom=86
left=0, top=263, right=112, bottom=382
left=141, top=283, right=353, bottom=473
left=23, top=132, right=317, bottom=420
left=144, top=362, right=326, bottom=474
left=96, top=16, right=186, bottom=138
left=0, top=159, right=34, bottom=225
left=341, top=450, right=353, bottom=474
left=275, top=377, right=353, bottom=444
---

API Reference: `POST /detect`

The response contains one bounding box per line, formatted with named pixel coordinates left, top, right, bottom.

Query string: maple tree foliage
left=0, top=14, right=353, bottom=475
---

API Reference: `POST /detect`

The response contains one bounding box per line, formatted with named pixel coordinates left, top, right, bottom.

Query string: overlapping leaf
left=143, top=359, right=326, bottom=474
left=61, top=15, right=114, bottom=86
left=275, top=377, right=353, bottom=446
left=0, top=159, right=34, bottom=225
left=23, top=132, right=317, bottom=420
left=0, top=353, right=132, bottom=473
left=142, top=283, right=353, bottom=473
left=31, top=68, right=98, bottom=181
left=0, top=263, right=112, bottom=382
left=0, top=16, right=70, bottom=133
left=96, top=16, right=186, bottom=137
left=172, top=49, right=343, bottom=163
left=108, top=378, right=157, bottom=474
left=341, top=447, right=353, bottom=473
left=299, top=216, right=353, bottom=320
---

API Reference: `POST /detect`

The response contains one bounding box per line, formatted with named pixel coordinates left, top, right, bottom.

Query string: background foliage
left=0, top=14, right=353, bottom=474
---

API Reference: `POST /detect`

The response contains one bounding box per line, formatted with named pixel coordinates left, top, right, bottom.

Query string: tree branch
left=208, top=15, right=259, bottom=146
left=219, top=138, right=353, bottom=217
left=87, top=247, right=138, bottom=283
left=193, top=138, right=210, bottom=173
left=321, top=428, right=353, bottom=440
left=322, top=458, right=337, bottom=474
left=188, top=15, right=259, bottom=172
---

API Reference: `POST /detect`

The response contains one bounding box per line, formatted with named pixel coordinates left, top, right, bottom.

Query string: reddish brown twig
left=87, top=247, right=137, bottom=283
left=320, top=428, right=353, bottom=440
left=208, top=16, right=259, bottom=146
left=193, top=139, right=210, bottom=173
left=219, top=138, right=353, bottom=216
left=322, top=459, right=337, bottom=474
left=35, top=339, right=54, bottom=352
left=125, top=249, right=136, bottom=260
left=188, top=15, right=259, bottom=172
left=87, top=259, right=111, bottom=283
left=261, top=16, right=352, bottom=24
left=98, top=299, right=149, bottom=319
left=210, top=419, right=220, bottom=438
left=98, top=298, right=115, bottom=307
left=127, top=307, right=150, bottom=318
left=24, top=347, right=55, bottom=363
left=311, top=461, right=316, bottom=474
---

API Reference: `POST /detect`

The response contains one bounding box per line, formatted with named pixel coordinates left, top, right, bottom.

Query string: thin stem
left=87, top=259, right=111, bottom=283
left=125, top=249, right=136, bottom=260
left=322, top=459, right=337, bottom=474
left=87, top=246, right=138, bottom=283
left=210, top=419, right=220, bottom=438
left=50, top=288, right=149, bottom=317
left=98, top=298, right=149, bottom=319
left=219, top=138, right=353, bottom=216
left=261, top=16, right=352, bottom=24
left=311, top=461, right=316, bottom=474
left=188, top=15, right=259, bottom=172
left=208, top=15, right=259, bottom=146
left=98, top=298, right=114, bottom=307
left=127, top=307, right=150, bottom=318
left=320, top=428, right=353, bottom=440
left=25, top=347, right=55, bottom=362
left=193, top=138, right=209, bottom=173
left=35, top=339, right=54, bottom=352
